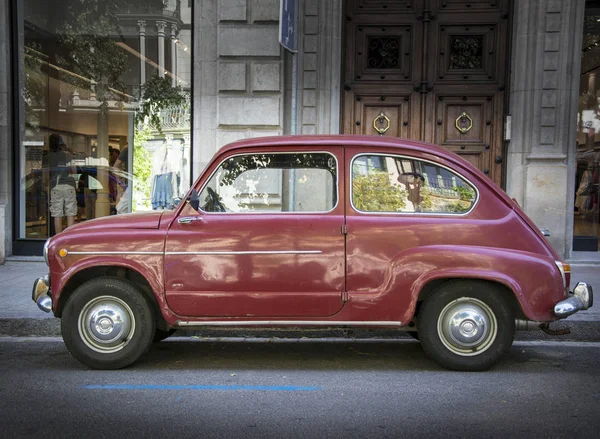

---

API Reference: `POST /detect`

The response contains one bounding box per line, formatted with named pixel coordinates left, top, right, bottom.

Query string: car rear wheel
left=61, top=277, right=155, bottom=370
left=418, top=281, right=515, bottom=371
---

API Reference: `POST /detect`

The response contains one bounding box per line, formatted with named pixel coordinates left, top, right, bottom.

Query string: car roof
left=220, top=135, right=461, bottom=163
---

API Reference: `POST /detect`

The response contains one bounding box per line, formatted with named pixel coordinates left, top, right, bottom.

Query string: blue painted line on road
left=84, top=384, right=321, bottom=391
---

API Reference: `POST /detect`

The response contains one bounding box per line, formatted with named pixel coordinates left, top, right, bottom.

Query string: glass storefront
left=17, top=0, right=192, bottom=242
left=576, top=1, right=600, bottom=251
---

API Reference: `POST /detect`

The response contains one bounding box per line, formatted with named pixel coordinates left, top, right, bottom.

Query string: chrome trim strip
left=177, top=320, right=403, bottom=327
left=67, top=251, right=163, bottom=255
left=166, top=250, right=322, bottom=256
left=349, top=153, right=480, bottom=217
left=196, top=150, right=340, bottom=215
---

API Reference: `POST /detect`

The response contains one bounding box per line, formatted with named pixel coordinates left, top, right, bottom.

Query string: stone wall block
left=304, top=16, right=318, bottom=35
left=304, top=35, right=318, bottom=53
left=218, top=27, right=280, bottom=56
left=542, top=71, right=558, bottom=89
left=304, top=53, right=317, bottom=71
left=542, top=90, right=557, bottom=108
left=546, top=0, right=562, bottom=13
left=303, top=71, right=317, bottom=89
left=219, top=0, right=247, bottom=21
left=545, top=13, right=561, bottom=33
left=302, top=125, right=316, bottom=135
left=218, top=96, right=280, bottom=126
left=252, top=63, right=280, bottom=91
left=251, top=0, right=279, bottom=22
left=0, top=92, right=7, bottom=126
left=543, top=52, right=559, bottom=71
left=545, top=33, right=560, bottom=52
left=0, top=203, right=5, bottom=264
left=219, top=62, right=247, bottom=91
left=303, top=90, right=317, bottom=107
left=302, top=107, right=316, bottom=125
left=540, top=126, right=555, bottom=145
left=541, top=108, right=556, bottom=127
left=305, top=0, right=319, bottom=16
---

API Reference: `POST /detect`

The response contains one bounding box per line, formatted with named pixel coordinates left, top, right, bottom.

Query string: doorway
left=342, top=0, right=511, bottom=187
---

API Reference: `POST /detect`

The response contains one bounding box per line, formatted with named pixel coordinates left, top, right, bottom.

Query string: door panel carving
left=437, top=24, right=498, bottom=82
left=436, top=0, right=503, bottom=12
left=351, top=0, right=416, bottom=14
left=345, top=94, right=414, bottom=139
left=343, top=0, right=510, bottom=187
left=354, top=26, right=414, bottom=82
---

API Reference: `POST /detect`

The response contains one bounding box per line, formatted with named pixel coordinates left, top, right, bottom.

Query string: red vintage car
left=32, top=135, right=593, bottom=371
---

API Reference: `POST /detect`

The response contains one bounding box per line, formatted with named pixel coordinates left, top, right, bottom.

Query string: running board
left=177, top=320, right=404, bottom=327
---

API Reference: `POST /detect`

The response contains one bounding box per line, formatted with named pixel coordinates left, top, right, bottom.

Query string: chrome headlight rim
left=43, top=239, right=51, bottom=266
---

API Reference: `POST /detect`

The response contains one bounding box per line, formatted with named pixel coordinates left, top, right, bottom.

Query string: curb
left=1, top=318, right=599, bottom=342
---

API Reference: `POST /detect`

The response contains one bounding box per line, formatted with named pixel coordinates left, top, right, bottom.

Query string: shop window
left=18, top=0, right=193, bottom=239
left=574, top=4, right=600, bottom=251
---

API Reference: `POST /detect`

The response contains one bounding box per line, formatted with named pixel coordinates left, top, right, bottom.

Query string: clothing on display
left=150, top=142, right=183, bottom=210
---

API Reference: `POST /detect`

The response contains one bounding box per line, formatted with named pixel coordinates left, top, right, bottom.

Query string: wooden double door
left=342, top=0, right=511, bottom=186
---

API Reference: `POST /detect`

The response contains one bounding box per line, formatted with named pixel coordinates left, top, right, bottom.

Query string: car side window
left=352, top=154, right=477, bottom=214
left=200, top=152, right=337, bottom=213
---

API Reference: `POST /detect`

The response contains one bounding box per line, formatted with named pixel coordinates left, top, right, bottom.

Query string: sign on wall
left=279, top=0, right=297, bottom=52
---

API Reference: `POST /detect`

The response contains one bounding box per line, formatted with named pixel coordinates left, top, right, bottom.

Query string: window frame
left=197, top=150, right=340, bottom=215
left=349, top=153, right=480, bottom=216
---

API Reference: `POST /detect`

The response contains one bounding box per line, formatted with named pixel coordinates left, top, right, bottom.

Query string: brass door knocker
left=455, top=111, right=473, bottom=134
left=373, top=113, right=391, bottom=135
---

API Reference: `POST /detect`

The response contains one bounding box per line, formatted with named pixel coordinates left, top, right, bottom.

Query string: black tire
left=153, top=328, right=177, bottom=342
left=418, top=280, right=515, bottom=371
left=61, top=277, right=155, bottom=370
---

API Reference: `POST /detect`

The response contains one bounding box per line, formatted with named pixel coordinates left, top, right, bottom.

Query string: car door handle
left=178, top=216, right=204, bottom=225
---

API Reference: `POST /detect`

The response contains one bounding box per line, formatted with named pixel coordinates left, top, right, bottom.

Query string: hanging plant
left=136, top=75, right=187, bottom=135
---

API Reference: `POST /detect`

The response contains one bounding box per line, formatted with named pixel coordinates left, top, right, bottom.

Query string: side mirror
left=187, top=189, right=200, bottom=211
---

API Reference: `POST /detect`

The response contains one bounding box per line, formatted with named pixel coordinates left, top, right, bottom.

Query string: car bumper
left=32, top=275, right=52, bottom=313
left=554, top=282, right=593, bottom=318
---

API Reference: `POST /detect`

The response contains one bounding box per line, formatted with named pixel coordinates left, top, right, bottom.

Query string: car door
left=164, top=147, right=346, bottom=318
left=345, top=148, right=479, bottom=319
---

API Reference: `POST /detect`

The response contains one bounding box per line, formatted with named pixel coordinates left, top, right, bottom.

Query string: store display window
left=17, top=0, right=193, bottom=241
left=575, top=2, right=600, bottom=251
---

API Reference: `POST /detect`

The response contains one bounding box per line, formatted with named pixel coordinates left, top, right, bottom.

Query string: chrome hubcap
left=78, top=296, right=135, bottom=354
left=437, top=297, right=497, bottom=356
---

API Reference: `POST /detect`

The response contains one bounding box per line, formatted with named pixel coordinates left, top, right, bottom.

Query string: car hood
left=66, top=211, right=165, bottom=232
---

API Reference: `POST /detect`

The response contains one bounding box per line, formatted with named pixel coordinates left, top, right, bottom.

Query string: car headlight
left=43, top=239, right=51, bottom=266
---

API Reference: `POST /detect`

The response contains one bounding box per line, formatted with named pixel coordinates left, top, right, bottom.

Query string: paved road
left=1, top=338, right=599, bottom=438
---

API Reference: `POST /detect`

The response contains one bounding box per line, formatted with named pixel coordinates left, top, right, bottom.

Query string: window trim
left=197, top=150, right=340, bottom=215
left=349, top=153, right=480, bottom=216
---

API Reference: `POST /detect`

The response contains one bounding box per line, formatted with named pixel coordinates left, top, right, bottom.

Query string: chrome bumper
left=31, top=275, right=52, bottom=313
left=554, top=282, right=593, bottom=318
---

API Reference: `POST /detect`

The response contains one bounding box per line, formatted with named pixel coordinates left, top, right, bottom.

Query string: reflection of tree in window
left=352, top=155, right=476, bottom=214
left=201, top=153, right=337, bottom=213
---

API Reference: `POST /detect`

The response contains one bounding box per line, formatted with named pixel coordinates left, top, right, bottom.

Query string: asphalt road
left=1, top=337, right=599, bottom=439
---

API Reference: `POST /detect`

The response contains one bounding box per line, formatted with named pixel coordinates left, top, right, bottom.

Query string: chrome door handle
left=178, top=216, right=204, bottom=225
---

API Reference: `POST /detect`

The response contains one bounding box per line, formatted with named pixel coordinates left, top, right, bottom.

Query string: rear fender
left=397, top=246, right=564, bottom=323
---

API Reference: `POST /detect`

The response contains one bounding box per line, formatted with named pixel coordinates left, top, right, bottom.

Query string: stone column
left=170, top=23, right=179, bottom=86
left=157, top=21, right=167, bottom=78
left=506, top=0, right=585, bottom=258
left=0, top=0, right=12, bottom=260
left=138, top=20, right=147, bottom=86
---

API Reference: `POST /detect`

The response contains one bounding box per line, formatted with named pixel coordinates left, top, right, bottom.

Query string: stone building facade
left=0, top=0, right=594, bottom=262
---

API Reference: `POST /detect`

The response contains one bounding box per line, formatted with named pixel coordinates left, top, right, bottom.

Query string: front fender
left=52, top=255, right=164, bottom=314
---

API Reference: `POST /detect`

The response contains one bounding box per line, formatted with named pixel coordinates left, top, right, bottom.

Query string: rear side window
left=352, top=154, right=477, bottom=214
left=200, top=152, right=337, bottom=213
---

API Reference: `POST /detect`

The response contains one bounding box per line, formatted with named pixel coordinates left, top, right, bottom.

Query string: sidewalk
left=1, top=258, right=599, bottom=340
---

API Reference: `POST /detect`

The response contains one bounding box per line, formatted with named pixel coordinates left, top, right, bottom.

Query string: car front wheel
left=61, top=277, right=155, bottom=370
left=418, top=281, right=515, bottom=371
